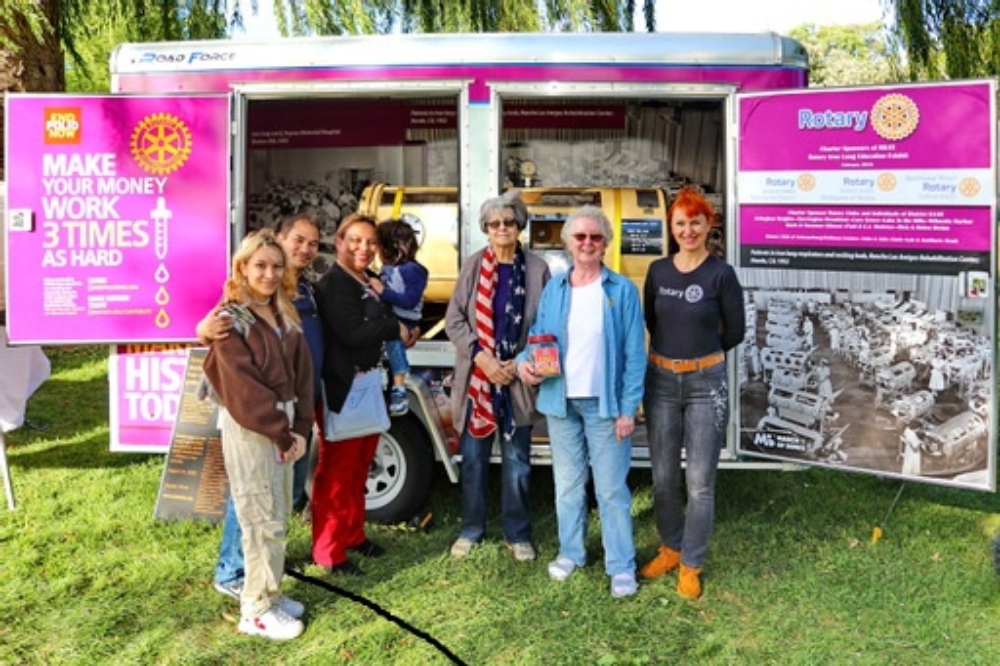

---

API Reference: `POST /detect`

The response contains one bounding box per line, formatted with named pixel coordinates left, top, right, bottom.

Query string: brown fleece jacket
left=203, top=307, right=314, bottom=451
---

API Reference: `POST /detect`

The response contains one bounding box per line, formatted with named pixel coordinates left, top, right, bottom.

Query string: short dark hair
left=274, top=210, right=323, bottom=237
left=377, top=219, right=419, bottom=265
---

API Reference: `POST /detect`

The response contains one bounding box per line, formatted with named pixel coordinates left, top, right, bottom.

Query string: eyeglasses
left=487, top=218, right=518, bottom=230
left=571, top=233, right=605, bottom=243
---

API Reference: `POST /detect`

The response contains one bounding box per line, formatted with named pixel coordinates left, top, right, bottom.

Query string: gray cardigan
left=444, top=246, right=550, bottom=433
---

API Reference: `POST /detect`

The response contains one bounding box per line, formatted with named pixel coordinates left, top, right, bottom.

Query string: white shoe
left=238, top=605, right=304, bottom=641
left=507, top=541, right=536, bottom=562
left=611, top=572, right=638, bottom=598
left=547, top=555, right=578, bottom=582
left=450, top=537, right=476, bottom=558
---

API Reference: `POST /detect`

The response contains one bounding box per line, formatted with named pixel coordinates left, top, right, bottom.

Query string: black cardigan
left=316, top=262, right=400, bottom=412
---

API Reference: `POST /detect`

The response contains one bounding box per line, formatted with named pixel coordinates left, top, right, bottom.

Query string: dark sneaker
left=214, top=579, right=243, bottom=600
left=276, top=595, right=304, bottom=619
left=326, top=561, right=364, bottom=576
left=349, top=539, right=386, bottom=558
left=389, top=387, right=409, bottom=416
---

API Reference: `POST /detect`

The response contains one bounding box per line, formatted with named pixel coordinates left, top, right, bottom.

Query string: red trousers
left=311, top=430, right=379, bottom=567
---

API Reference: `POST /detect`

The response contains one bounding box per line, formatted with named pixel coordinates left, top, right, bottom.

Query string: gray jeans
left=643, top=362, right=728, bottom=569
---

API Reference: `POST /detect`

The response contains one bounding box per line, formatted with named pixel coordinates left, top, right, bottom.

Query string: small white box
left=8, top=209, right=34, bottom=232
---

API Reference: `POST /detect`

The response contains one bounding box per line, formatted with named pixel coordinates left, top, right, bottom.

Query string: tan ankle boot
left=639, top=545, right=681, bottom=579
left=677, top=564, right=702, bottom=599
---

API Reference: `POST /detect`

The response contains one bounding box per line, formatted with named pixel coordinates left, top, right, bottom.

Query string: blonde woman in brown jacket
left=203, top=229, right=314, bottom=641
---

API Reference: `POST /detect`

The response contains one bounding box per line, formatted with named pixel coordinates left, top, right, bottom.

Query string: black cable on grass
left=992, top=533, right=1000, bottom=577
left=284, top=566, right=467, bottom=665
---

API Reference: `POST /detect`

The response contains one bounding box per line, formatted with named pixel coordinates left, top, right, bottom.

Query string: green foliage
left=888, top=0, right=1000, bottom=79
left=789, top=21, right=900, bottom=87
left=0, top=1, right=48, bottom=53
left=2, top=346, right=1000, bottom=664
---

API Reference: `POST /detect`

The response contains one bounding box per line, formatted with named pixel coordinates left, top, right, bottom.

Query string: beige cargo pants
left=219, top=406, right=293, bottom=619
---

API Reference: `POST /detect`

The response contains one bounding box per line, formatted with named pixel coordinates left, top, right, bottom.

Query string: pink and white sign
left=109, top=343, right=192, bottom=453
left=4, top=95, right=230, bottom=344
left=736, top=81, right=995, bottom=275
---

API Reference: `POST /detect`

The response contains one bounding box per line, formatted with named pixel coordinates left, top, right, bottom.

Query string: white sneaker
left=507, top=541, right=537, bottom=562
left=276, top=594, right=304, bottom=619
left=547, top=555, right=578, bottom=582
left=611, top=572, right=638, bottom=598
left=450, top=537, right=476, bottom=558
left=238, top=605, right=304, bottom=641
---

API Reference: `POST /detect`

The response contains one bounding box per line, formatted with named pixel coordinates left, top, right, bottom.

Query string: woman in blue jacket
left=517, top=205, right=646, bottom=598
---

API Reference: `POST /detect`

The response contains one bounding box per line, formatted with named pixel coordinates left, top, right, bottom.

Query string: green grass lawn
left=2, top=346, right=999, bottom=665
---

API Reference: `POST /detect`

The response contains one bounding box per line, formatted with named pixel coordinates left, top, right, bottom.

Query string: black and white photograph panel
left=738, top=268, right=993, bottom=490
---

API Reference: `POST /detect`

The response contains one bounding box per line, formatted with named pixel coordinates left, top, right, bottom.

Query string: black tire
left=365, top=413, right=435, bottom=524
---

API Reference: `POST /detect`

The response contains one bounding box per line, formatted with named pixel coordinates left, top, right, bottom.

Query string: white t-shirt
left=565, top=279, right=604, bottom=398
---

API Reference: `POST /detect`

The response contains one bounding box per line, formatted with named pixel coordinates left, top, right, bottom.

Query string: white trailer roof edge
left=110, top=31, right=808, bottom=75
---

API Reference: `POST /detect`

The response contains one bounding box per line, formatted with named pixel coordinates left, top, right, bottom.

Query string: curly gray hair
left=478, top=191, right=528, bottom=233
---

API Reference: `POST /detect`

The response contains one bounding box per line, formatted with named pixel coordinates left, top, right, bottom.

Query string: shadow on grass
left=4, top=370, right=151, bottom=471
left=41, top=345, right=110, bottom=374
left=8, top=432, right=151, bottom=471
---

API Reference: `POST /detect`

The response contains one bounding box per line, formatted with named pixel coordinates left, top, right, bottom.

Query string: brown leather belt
left=649, top=350, right=725, bottom=374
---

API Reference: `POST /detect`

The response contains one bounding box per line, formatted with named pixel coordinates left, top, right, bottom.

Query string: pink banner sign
left=109, top=343, right=192, bottom=453
left=4, top=95, right=230, bottom=344
left=739, top=82, right=992, bottom=171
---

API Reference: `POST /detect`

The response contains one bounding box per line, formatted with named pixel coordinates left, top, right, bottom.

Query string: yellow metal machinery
left=358, top=184, right=670, bottom=303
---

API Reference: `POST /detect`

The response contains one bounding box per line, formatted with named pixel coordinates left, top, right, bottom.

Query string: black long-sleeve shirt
left=316, top=262, right=400, bottom=412
left=643, top=255, right=745, bottom=359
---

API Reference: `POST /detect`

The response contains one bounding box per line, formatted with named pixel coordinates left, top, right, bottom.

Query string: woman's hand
left=615, top=415, right=635, bottom=442
left=280, top=432, right=307, bottom=463
left=517, top=360, right=543, bottom=386
left=196, top=305, right=233, bottom=343
left=476, top=350, right=516, bottom=386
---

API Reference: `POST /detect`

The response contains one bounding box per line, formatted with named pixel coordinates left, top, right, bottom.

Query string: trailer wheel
left=365, top=413, right=434, bottom=524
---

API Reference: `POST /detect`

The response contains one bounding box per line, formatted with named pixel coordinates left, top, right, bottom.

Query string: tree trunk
left=1, top=0, right=66, bottom=178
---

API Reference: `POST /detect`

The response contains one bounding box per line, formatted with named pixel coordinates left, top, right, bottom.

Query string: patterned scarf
left=467, top=244, right=527, bottom=442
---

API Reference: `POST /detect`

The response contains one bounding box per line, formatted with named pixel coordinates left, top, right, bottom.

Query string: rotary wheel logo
left=870, top=93, right=920, bottom=141
left=131, top=113, right=193, bottom=175
left=797, top=173, right=816, bottom=192
left=959, top=177, right=981, bottom=198
left=876, top=172, right=897, bottom=192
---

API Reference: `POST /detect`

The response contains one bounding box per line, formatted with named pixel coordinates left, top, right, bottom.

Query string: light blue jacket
left=518, top=265, right=646, bottom=420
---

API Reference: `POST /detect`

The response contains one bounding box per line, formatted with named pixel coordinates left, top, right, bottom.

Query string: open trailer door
left=3, top=93, right=231, bottom=345
left=734, top=80, right=997, bottom=491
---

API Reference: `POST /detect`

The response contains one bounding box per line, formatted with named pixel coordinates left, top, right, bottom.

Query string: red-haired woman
left=639, top=186, right=745, bottom=599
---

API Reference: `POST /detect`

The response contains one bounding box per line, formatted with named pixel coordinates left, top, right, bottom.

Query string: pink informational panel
left=4, top=95, right=230, bottom=344
left=735, top=81, right=996, bottom=491
left=109, top=343, right=193, bottom=453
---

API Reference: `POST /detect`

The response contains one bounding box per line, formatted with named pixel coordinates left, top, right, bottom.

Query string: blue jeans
left=458, top=419, right=532, bottom=544
left=644, top=362, right=728, bottom=569
left=385, top=338, right=410, bottom=377
left=546, top=398, right=635, bottom=576
left=291, top=435, right=311, bottom=509
left=214, top=495, right=244, bottom=586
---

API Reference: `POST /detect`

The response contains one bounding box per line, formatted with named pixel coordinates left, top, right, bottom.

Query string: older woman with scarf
left=445, top=192, right=550, bottom=561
